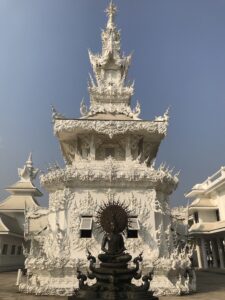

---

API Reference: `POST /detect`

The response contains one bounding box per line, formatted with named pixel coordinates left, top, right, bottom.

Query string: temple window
left=17, top=246, right=22, bottom=255
left=194, top=212, right=199, bottom=223
left=80, top=216, right=93, bottom=238
left=11, top=245, right=16, bottom=255
left=216, top=209, right=220, bottom=221
left=127, top=217, right=139, bottom=238
left=2, top=244, right=8, bottom=255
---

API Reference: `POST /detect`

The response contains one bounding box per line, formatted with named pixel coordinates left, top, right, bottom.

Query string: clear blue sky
left=1, top=0, right=225, bottom=207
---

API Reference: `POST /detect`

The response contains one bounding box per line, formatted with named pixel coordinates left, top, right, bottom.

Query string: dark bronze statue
left=98, top=218, right=132, bottom=265
left=68, top=201, right=158, bottom=300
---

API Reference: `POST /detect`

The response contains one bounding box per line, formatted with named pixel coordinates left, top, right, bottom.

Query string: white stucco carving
left=18, top=153, right=39, bottom=182
left=54, top=118, right=168, bottom=138
left=19, top=2, right=195, bottom=297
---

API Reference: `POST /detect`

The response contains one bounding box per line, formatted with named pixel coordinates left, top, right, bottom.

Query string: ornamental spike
left=80, top=98, right=88, bottom=117
left=105, top=0, right=117, bottom=30
left=89, top=73, right=96, bottom=87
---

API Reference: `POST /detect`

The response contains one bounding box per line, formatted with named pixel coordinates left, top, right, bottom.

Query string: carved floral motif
left=40, top=158, right=178, bottom=194
left=54, top=119, right=168, bottom=139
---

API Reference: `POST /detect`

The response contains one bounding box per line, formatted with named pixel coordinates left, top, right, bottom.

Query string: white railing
left=205, top=166, right=225, bottom=186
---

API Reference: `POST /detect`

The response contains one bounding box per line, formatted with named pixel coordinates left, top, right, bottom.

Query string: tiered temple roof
left=51, top=2, right=170, bottom=166
left=0, top=154, right=42, bottom=212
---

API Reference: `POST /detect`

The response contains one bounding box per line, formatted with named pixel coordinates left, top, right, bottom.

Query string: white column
left=74, top=139, right=80, bottom=162
left=90, top=134, right=95, bottom=160
left=201, top=238, right=208, bottom=268
left=125, top=135, right=132, bottom=161
left=16, top=269, right=22, bottom=286
left=196, top=239, right=203, bottom=268
left=211, top=239, right=219, bottom=268
left=217, top=238, right=225, bottom=268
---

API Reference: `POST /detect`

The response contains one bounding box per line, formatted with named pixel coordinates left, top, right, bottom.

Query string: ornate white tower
left=19, top=2, right=195, bottom=297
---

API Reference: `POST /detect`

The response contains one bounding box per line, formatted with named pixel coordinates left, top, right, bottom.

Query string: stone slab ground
left=0, top=270, right=224, bottom=300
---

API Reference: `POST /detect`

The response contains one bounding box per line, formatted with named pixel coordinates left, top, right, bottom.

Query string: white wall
left=0, top=234, right=25, bottom=271
left=45, top=187, right=169, bottom=262
left=198, top=210, right=217, bottom=223
left=217, top=194, right=225, bottom=221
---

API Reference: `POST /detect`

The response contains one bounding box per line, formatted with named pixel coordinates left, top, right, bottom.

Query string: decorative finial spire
left=51, top=105, right=65, bottom=123
left=18, top=153, right=39, bottom=182
left=87, top=2, right=134, bottom=118
left=105, top=1, right=117, bottom=29
left=80, top=98, right=88, bottom=117
left=26, top=152, right=33, bottom=168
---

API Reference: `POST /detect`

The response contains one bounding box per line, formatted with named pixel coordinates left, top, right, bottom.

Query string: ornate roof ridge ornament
left=18, top=153, right=39, bottom=182
left=80, top=98, right=88, bottom=118
left=40, top=158, right=179, bottom=194
left=132, top=100, right=141, bottom=119
left=51, top=105, right=66, bottom=123
left=154, top=107, right=170, bottom=123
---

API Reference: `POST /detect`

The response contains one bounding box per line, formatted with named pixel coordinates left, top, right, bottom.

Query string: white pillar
left=201, top=238, right=208, bottom=268
left=16, top=269, right=22, bottom=286
left=90, top=134, right=95, bottom=160
left=217, top=238, right=225, bottom=268
left=196, top=239, right=203, bottom=268
left=125, top=135, right=132, bottom=161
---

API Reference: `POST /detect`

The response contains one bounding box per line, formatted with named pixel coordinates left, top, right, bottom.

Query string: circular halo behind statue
left=96, top=201, right=130, bottom=234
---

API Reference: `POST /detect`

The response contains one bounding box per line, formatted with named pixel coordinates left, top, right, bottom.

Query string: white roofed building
left=186, top=166, right=225, bottom=269
left=0, top=154, right=42, bottom=271
left=17, top=2, right=197, bottom=296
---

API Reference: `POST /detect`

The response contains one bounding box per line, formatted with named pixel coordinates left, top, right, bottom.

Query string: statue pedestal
left=68, top=254, right=158, bottom=300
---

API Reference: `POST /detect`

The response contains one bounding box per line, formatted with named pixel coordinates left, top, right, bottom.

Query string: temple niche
left=18, top=2, right=196, bottom=297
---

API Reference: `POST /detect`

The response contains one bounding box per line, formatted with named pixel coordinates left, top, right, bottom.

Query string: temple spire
left=105, top=1, right=117, bottom=30
left=18, top=153, right=39, bottom=182
left=101, top=1, right=121, bottom=57
left=86, top=2, right=136, bottom=119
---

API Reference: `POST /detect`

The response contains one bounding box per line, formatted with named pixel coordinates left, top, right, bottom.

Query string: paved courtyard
left=0, top=270, right=224, bottom=300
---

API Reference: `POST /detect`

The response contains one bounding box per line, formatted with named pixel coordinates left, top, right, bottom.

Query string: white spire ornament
left=80, top=98, right=88, bottom=117
left=18, top=153, right=39, bottom=182
left=105, top=1, right=117, bottom=30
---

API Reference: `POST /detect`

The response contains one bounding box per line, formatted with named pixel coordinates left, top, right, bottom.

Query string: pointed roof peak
left=18, top=153, right=39, bottom=182
left=26, top=152, right=33, bottom=167
left=105, top=1, right=117, bottom=27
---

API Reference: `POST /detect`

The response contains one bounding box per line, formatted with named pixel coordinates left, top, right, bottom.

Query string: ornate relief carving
left=20, top=2, right=194, bottom=297
left=151, top=245, right=196, bottom=296
left=54, top=119, right=168, bottom=139
left=40, top=158, right=178, bottom=193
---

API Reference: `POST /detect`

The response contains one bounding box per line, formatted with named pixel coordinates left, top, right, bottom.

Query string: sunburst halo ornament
left=96, top=200, right=132, bottom=234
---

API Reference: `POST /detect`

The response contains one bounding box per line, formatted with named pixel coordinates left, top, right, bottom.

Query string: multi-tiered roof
left=87, top=1, right=134, bottom=119
left=42, top=2, right=177, bottom=194
left=0, top=153, right=41, bottom=212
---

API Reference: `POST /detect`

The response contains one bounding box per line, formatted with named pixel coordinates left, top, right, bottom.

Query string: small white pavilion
left=0, top=154, right=42, bottom=271
left=186, top=166, right=225, bottom=269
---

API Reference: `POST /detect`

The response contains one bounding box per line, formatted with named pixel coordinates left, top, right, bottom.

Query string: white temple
left=186, top=166, right=225, bottom=269
left=19, top=2, right=196, bottom=296
left=0, top=154, right=41, bottom=271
